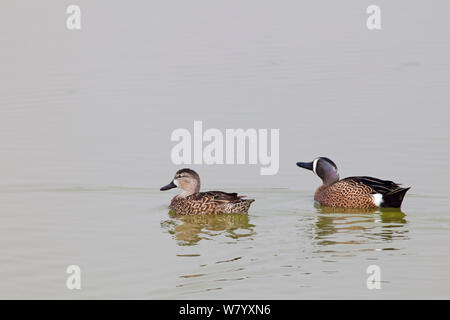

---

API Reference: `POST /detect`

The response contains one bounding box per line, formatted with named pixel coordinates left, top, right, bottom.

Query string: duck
left=296, top=157, right=410, bottom=209
left=160, top=168, right=255, bottom=215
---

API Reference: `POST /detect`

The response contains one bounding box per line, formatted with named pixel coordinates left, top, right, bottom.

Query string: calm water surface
left=1, top=2, right=450, bottom=299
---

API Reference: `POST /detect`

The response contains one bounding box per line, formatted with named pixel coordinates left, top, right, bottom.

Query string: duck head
left=160, top=168, right=201, bottom=197
left=296, top=157, right=340, bottom=185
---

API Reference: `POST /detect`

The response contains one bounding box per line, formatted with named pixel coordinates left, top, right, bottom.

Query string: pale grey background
left=0, top=1, right=449, bottom=299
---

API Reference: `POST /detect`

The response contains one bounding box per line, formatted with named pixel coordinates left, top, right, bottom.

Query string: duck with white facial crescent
left=296, top=157, right=410, bottom=209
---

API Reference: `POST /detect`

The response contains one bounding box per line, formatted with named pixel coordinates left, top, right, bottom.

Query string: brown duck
left=160, top=168, right=254, bottom=215
left=296, top=157, right=410, bottom=209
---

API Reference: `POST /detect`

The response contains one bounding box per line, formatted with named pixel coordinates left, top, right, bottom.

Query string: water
left=1, top=1, right=450, bottom=299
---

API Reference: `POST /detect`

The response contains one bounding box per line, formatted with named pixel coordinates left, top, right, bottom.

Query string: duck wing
left=342, top=176, right=401, bottom=194
left=192, top=191, right=247, bottom=203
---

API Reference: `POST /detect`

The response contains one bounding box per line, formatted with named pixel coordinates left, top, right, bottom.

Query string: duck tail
left=237, top=195, right=255, bottom=203
left=381, top=187, right=411, bottom=208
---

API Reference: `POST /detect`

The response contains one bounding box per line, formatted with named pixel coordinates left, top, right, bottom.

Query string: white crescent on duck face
left=160, top=168, right=254, bottom=215
left=297, top=157, right=410, bottom=209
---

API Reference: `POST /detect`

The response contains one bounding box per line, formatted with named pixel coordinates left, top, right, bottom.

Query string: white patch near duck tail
left=312, top=158, right=319, bottom=174
left=372, top=194, right=383, bottom=207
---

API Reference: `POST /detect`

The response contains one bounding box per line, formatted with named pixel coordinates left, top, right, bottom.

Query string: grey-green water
left=1, top=1, right=450, bottom=299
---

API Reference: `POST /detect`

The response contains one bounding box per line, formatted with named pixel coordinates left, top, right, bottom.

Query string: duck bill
left=160, top=180, right=177, bottom=191
left=296, top=161, right=314, bottom=171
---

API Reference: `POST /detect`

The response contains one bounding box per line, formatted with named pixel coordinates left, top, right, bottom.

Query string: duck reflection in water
left=312, top=204, right=408, bottom=246
left=161, top=211, right=255, bottom=246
